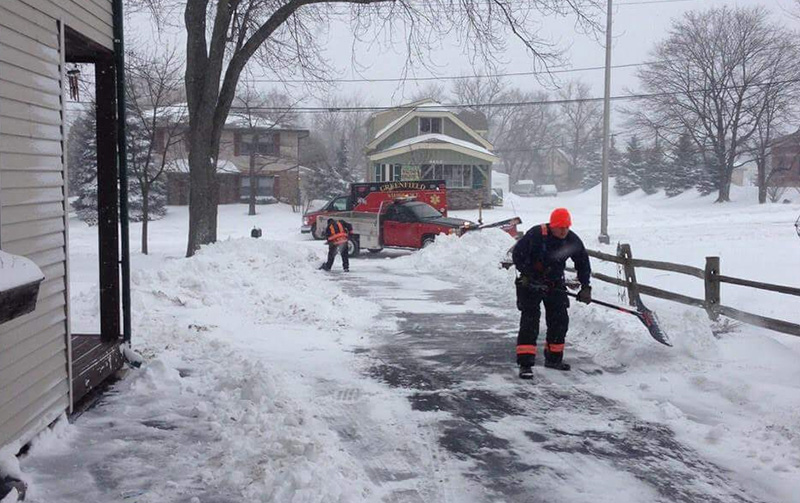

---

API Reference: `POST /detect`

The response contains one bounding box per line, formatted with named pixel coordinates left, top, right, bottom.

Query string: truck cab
left=302, top=195, right=352, bottom=238
left=381, top=201, right=472, bottom=249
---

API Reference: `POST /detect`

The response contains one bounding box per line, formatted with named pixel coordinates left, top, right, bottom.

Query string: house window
left=392, top=164, right=402, bottom=181
left=420, top=117, right=442, bottom=134
left=240, top=175, right=274, bottom=197
left=421, top=164, right=473, bottom=188
left=238, top=133, right=279, bottom=156
left=374, top=164, right=383, bottom=182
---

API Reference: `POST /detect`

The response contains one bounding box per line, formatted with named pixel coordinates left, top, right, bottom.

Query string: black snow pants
left=323, top=243, right=349, bottom=271
left=515, top=278, right=569, bottom=367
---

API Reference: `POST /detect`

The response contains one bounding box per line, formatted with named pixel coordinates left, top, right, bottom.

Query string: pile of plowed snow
left=132, top=238, right=380, bottom=332
left=402, top=228, right=518, bottom=302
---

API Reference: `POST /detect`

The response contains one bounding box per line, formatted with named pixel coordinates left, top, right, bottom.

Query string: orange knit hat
left=549, top=208, right=572, bottom=228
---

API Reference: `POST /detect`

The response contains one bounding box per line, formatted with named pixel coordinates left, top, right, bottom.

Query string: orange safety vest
left=327, top=221, right=349, bottom=245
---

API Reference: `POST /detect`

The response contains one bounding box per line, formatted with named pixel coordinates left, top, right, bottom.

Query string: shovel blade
left=635, top=303, right=672, bottom=347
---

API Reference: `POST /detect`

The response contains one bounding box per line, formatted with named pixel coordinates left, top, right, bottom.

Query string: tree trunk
left=186, top=132, right=219, bottom=257
left=249, top=132, right=259, bottom=216
left=141, top=185, right=149, bottom=255
left=716, top=164, right=732, bottom=202
left=757, top=156, right=767, bottom=204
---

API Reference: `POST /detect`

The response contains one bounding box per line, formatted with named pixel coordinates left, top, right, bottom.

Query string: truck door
left=382, top=205, right=417, bottom=248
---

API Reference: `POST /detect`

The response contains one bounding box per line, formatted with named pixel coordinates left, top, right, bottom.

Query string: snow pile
left=21, top=237, right=389, bottom=502
left=402, top=228, right=517, bottom=301
left=131, top=238, right=379, bottom=333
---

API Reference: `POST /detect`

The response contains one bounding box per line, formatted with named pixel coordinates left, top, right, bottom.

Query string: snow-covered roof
left=380, top=133, right=496, bottom=158
left=152, top=103, right=298, bottom=131
left=415, top=101, right=454, bottom=113
left=225, top=113, right=289, bottom=130
left=166, top=158, right=240, bottom=174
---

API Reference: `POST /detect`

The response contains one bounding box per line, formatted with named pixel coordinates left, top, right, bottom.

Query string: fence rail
left=575, top=244, right=800, bottom=338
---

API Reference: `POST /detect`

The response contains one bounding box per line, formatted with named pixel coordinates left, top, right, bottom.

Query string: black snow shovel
left=565, top=291, right=672, bottom=347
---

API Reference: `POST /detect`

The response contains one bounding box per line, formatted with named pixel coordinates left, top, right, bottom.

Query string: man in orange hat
left=511, top=207, right=592, bottom=378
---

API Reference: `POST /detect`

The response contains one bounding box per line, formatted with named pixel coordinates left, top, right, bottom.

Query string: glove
left=577, top=285, right=592, bottom=304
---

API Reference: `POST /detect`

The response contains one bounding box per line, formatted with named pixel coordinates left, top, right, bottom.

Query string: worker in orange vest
left=321, top=218, right=353, bottom=272
left=511, top=208, right=592, bottom=378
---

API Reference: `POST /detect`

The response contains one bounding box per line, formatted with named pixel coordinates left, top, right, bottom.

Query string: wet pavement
left=340, top=258, right=765, bottom=503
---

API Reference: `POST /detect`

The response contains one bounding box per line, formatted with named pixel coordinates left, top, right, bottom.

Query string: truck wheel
left=422, top=236, right=435, bottom=248
left=347, top=237, right=361, bottom=256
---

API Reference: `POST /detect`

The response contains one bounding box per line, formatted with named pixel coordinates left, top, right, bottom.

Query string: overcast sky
left=128, top=0, right=800, bottom=109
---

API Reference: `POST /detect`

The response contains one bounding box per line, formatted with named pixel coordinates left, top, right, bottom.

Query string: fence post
left=617, top=243, right=640, bottom=307
left=705, top=256, right=720, bottom=321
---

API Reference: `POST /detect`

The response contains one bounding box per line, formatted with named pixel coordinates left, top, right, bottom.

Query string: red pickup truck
left=316, top=198, right=521, bottom=255
left=302, top=180, right=448, bottom=239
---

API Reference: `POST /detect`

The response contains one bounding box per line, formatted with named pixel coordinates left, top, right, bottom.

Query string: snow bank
left=131, top=238, right=379, bottom=333
left=21, top=238, right=387, bottom=502
left=401, top=228, right=518, bottom=302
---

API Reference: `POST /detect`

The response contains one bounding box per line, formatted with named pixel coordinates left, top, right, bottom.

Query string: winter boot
left=518, top=366, right=534, bottom=379
left=544, top=361, right=571, bottom=371
left=544, top=349, right=570, bottom=371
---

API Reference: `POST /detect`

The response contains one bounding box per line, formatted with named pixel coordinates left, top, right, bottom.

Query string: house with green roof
left=364, top=99, right=498, bottom=209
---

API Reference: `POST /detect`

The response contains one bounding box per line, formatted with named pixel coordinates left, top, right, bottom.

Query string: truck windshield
left=406, top=203, right=442, bottom=220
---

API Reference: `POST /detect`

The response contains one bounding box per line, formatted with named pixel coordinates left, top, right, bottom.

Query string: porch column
left=95, top=57, right=121, bottom=343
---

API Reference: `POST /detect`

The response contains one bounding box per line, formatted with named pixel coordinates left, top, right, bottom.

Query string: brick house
left=769, top=131, right=800, bottom=187
left=363, top=99, right=497, bottom=210
left=157, top=109, right=310, bottom=205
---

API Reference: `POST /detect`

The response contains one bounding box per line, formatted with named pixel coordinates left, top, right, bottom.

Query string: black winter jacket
left=512, top=223, right=592, bottom=286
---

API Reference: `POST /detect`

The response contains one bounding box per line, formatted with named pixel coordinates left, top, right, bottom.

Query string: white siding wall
left=0, top=0, right=112, bottom=450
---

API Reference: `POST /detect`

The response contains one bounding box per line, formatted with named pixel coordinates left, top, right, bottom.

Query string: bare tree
left=635, top=6, right=800, bottom=202
left=492, top=89, right=560, bottom=184
left=557, top=80, right=602, bottom=188
left=132, top=0, right=602, bottom=256
left=125, top=47, right=186, bottom=254
left=748, top=64, right=800, bottom=203
left=310, top=92, right=372, bottom=182
left=407, top=82, right=448, bottom=103
left=451, top=74, right=510, bottom=142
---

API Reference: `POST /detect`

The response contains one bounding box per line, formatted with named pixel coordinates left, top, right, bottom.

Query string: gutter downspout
left=113, top=0, right=132, bottom=344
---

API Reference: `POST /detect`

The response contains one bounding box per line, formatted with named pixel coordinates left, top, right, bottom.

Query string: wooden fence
left=574, top=244, right=800, bottom=337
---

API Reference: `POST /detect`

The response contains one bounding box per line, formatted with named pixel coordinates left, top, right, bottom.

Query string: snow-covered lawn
left=6, top=186, right=800, bottom=502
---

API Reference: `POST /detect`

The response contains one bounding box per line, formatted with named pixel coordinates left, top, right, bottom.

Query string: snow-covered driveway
left=338, top=256, right=765, bottom=503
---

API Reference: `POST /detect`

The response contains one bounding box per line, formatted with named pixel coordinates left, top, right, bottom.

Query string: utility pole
left=598, top=0, right=613, bottom=245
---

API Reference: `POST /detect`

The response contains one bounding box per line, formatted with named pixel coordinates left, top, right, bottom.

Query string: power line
left=122, top=61, right=650, bottom=86
left=616, top=0, right=694, bottom=5
left=216, top=77, right=800, bottom=114
left=70, top=77, right=800, bottom=114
